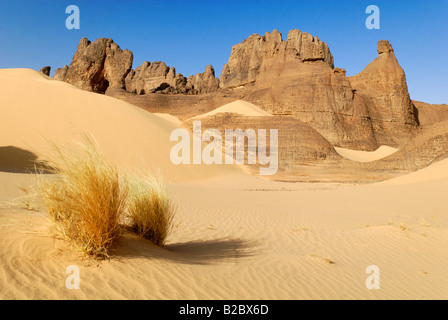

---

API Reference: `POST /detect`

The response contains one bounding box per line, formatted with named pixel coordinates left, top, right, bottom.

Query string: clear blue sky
left=0, top=0, right=446, bottom=104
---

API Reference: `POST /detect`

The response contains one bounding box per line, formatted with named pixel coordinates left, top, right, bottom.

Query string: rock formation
left=218, top=29, right=373, bottom=148
left=125, top=61, right=172, bottom=94
left=186, top=65, right=220, bottom=94
left=125, top=62, right=219, bottom=94
left=53, top=32, right=422, bottom=150
left=39, top=66, right=51, bottom=76
left=54, top=38, right=220, bottom=95
left=413, top=101, right=448, bottom=127
left=348, top=40, right=419, bottom=145
left=125, top=61, right=192, bottom=94
left=219, top=30, right=418, bottom=149
left=54, top=65, right=68, bottom=81
left=220, top=29, right=334, bottom=89
left=54, top=38, right=133, bottom=93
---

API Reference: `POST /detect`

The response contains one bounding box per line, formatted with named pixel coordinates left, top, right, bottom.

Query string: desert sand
left=0, top=69, right=447, bottom=300
left=334, top=146, right=399, bottom=162
left=189, top=100, right=273, bottom=119
left=379, top=157, right=448, bottom=186
left=0, top=69, right=240, bottom=182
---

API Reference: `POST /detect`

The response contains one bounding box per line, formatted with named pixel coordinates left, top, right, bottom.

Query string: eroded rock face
left=186, top=65, right=220, bottom=94
left=287, top=30, right=334, bottom=65
left=218, top=32, right=418, bottom=149
left=218, top=30, right=375, bottom=148
left=220, top=29, right=334, bottom=89
left=245, top=57, right=378, bottom=149
left=55, top=38, right=133, bottom=93
left=348, top=40, right=419, bottom=145
left=377, top=39, right=394, bottom=54
left=39, top=66, right=51, bottom=76
left=103, top=42, right=134, bottom=89
left=125, top=61, right=172, bottom=94
left=54, top=65, right=68, bottom=81
left=125, top=62, right=219, bottom=94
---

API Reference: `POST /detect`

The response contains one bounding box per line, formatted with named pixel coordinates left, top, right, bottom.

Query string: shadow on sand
left=114, top=234, right=260, bottom=265
left=0, top=146, right=53, bottom=173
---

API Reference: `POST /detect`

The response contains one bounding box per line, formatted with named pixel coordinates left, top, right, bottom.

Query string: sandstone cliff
left=348, top=40, right=419, bottom=145
left=219, top=30, right=418, bottom=149
left=220, top=29, right=334, bottom=89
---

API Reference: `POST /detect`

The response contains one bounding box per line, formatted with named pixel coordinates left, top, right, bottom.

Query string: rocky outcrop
left=377, top=39, right=393, bottom=54
left=39, top=66, right=51, bottom=76
left=186, top=65, right=220, bottom=94
left=124, top=61, right=192, bottom=94
left=286, top=29, right=333, bottom=66
left=217, top=31, right=418, bottom=149
left=348, top=40, right=419, bottom=145
left=54, top=37, right=220, bottom=95
left=54, top=33, right=422, bottom=151
left=217, top=29, right=375, bottom=148
left=220, top=29, right=334, bottom=89
left=125, top=62, right=219, bottom=94
left=125, top=61, right=173, bottom=94
left=54, top=65, right=68, bottom=81
left=54, top=38, right=133, bottom=93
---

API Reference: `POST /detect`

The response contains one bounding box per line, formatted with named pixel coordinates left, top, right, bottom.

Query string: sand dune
left=1, top=175, right=447, bottom=299
left=380, top=158, right=448, bottom=185
left=0, top=69, right=242, bottom=181
left=190, top=100, right=272, bottom=119
left=334, top=145, right=399, bottom=162
left=153, top=113, right=182, bottom=126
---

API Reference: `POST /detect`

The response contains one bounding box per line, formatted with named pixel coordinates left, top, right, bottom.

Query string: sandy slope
left=153, top=113, right=182, bottom=126
left=334, top=146, right=399, bottom=162
left=189, top=100, right=272, bottom=119
left=380, top=158, right=448, bottom=185
left=0, top=69, right=241, bottom=182
left=0, top=69, right=447, bottom=300
left=0, top=173, right=447, bottom=299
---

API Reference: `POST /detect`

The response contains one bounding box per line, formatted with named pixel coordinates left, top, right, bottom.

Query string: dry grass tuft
left=39, top=138, right=128, bottom=258
left=37, top=136, right=176, bottom=258
left=126, top=172, right=175, bottom=247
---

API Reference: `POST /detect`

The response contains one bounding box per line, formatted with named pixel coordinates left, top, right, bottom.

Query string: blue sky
left=0, top=0, right=446, bottom=104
